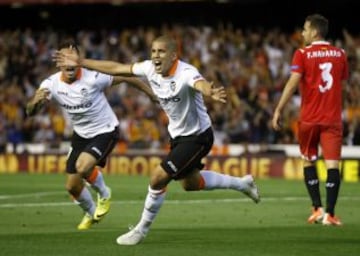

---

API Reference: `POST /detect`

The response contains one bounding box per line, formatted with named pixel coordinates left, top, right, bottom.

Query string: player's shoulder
left=42, top=71, right=61, bottom=84
left=138, top=59, right=153, bottom=69
left=82, top=67, right=112, bottom=80
left=82, top=67, right=98, bottom=77
left=178, top=60, right=198, bottom=72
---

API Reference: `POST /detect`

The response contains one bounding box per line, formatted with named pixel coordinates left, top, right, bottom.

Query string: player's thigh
left=149, top=164, right=173, bottom=190
left=298, top=122, right=321, bottom=161
left=66, top=135, right=88, bottom=174
left=320, top=124, right=342, bottom=160
left=76, top=152, right=97, bottom=172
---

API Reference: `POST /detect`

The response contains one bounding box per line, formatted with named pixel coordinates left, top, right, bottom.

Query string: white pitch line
left=0, top=196, right=359, bottom=208
left=0, top=191, right=65, bottom=199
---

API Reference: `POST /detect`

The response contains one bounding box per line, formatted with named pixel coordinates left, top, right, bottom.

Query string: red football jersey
left=291, top=41, right=349, bottom=123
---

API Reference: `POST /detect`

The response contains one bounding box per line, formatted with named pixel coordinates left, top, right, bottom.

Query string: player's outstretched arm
left=113, top=76, right=158, bottom=104
left=54, top=49, right=133, bottom=76
left=194, top=80, right=227, bottom=104
left=26, top=88, right=50, bottom=116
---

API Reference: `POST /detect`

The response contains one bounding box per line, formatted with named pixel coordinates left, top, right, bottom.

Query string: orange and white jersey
left=39, top=68, right=119, bottom=138
left=132, top=60, right=211, bottom=138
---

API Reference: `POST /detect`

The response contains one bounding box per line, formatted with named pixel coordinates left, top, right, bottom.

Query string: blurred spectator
left=1, top=24, right=359, bottom=149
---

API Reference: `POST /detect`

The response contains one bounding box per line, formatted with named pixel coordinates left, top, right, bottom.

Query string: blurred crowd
left=1, top=23, right=360, bottom=153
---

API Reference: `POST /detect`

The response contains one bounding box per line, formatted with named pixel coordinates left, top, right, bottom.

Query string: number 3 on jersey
left=318, top=62, right=333, bottom=93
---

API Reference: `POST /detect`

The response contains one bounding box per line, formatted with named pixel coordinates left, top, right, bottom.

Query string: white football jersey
left=39, top=68, right=119, bottom=138
left=132, top=60, right=211, bottom=138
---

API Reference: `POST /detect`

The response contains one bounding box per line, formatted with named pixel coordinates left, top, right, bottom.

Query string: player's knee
left=65, top=183, right=82, bottom=197
left=149, top=166, right=171, bottom=190
left=181, top=180, right=200, bottom=191
left=181, top=171, right=201, bottom=191
left=75, top=161, right=92, bottom=177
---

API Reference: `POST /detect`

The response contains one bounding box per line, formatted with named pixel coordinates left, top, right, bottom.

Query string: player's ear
left=312, top=28, right=318, bottom=38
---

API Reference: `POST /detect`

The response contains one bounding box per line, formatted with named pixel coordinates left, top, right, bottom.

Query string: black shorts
left=66, top=127, right=120, bottom=174
left=161, top=127, right=214, bottom=180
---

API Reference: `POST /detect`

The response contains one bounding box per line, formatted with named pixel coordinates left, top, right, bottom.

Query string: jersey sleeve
left=94, top=72, right=114, bottom=89
left=183, top=67, right=205, bottom=88
left=132, top=60, right=152, bottom=76
left=39, top=77, right=53, bottom=100
left=290, top=49, right=304, bottom=74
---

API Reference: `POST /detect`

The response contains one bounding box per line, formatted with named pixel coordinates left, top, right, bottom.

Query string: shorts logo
left=167, top=161, right=178, bottom=172
left=91, top=147, right=102, bottom=156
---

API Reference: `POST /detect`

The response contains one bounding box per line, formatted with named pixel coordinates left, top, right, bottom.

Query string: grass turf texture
left=0, top=173, right=359, bottom=256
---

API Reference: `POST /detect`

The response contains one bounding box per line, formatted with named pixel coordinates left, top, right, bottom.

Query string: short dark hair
left=306, top=14, right=329, bottom=38
left=154, top=35, right=177, bottom=52
left=58, top=38, right=80, bottom=54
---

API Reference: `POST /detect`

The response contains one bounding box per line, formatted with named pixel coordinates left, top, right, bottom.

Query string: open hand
left=52, top=46, right=80, bottom=67
left=211, top=86, right=227, bottom=104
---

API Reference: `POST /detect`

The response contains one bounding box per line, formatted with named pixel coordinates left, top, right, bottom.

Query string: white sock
left=200, top=170, right=247, bottom=191
left=86, top=168, right=110, bottom=198
left=74, top=187, right=96, bottom=216
left=135, top=185, right=167, bottom=235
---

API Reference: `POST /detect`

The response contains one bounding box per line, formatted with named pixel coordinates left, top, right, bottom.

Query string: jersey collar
left=165, top=59, right=179, bottom=77
left=60, top=68, right=82, bottom=84
left=311, top=40, right=330, bottom=45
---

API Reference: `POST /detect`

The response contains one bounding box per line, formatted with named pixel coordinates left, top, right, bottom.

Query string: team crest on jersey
left=170, top=81, right=176, bottom=91
left=80, top=88, right=89, bottom=97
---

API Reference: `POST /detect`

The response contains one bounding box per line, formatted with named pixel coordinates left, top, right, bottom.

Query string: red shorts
left=297, top=121, right=343, bottom=161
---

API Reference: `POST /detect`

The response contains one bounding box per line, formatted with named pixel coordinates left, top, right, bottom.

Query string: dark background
left=0, top=0, right=358, bottom=38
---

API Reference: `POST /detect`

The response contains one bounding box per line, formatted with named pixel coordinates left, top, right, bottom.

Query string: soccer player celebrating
left=27, top=39, right=156, bottom=230
left=272, top=14, right=349, bottom=226
left=55, top=35, right=260, bottom=244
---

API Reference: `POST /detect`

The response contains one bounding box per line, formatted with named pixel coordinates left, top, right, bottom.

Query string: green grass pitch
left=0, top=173, right=359, bottom=256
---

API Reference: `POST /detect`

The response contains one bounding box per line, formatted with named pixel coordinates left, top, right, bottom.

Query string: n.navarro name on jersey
left=305, top=49, right=343, bottom=58
left=158, top=96, right=181, bottom=104
left=61, top=102, right=93, bottom=110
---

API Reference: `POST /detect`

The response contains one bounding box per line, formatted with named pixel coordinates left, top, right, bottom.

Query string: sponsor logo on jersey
left=61, top=102, right=93, bottom=110
left=159, top=96, right=181, bottom=104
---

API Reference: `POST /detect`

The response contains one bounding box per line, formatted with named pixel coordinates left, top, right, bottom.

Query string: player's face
left=151, top=41, right=177, bottom=76
left=302, top=21, right=314, bottom=45
left=59, top=48, right=80, bottom=82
